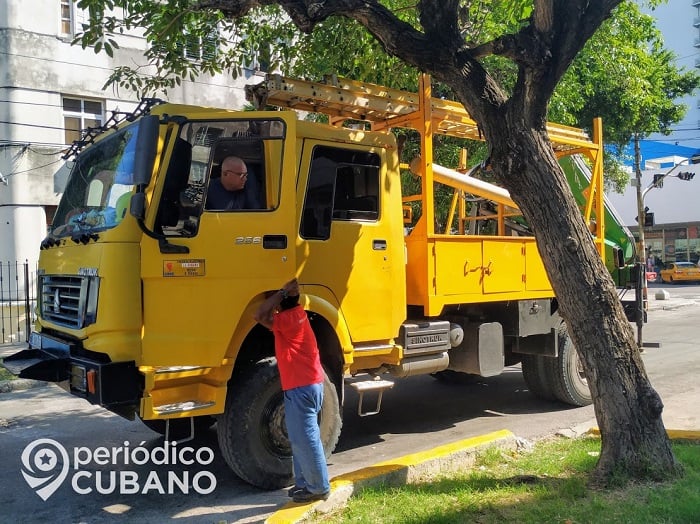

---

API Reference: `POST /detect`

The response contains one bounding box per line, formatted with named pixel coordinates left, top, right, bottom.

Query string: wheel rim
left=259, top=392, right=291, bottom=458
left=574, top=352, right=587, bottom=387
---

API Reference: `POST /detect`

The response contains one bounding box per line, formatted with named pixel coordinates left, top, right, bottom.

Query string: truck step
left=348, top=379, right=394, bottom=417
left=2, top=348, right=69, bottom=382
left=153, top=400, right=215, bottom=415
left=2, top=356, right=44, bottom=375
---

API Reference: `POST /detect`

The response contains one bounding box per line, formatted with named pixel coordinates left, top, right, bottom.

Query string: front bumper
left=2, top=331, right=139, bottom=409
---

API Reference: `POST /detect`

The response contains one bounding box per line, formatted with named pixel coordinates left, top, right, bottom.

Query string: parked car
left=659, top=262, right=700, bottom=284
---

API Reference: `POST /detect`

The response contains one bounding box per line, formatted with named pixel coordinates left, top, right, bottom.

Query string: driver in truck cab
left=205, top=155, right=261, bottom=210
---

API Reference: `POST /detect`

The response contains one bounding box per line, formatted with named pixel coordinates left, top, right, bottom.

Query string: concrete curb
left=587, top=427, right=700, bottom=441
left=265, top=429, right=517, bottom=524
left=647, top=298, right=697, bottom=312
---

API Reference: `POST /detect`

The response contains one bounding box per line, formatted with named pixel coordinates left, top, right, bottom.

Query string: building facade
left=605, top=161, right=700, bottom=267
left=643, top=1, right=700, bottom=149
left=0, top=0, right=258, bottom=270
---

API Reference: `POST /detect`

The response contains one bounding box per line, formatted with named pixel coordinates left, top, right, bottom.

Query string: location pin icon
left=21, top=438, right=70, bottom=501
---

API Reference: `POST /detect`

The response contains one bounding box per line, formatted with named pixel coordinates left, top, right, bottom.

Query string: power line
left=0, top=120, right=81, bottom=133
left=0, top=99, right=64, bottom=109
left=3, top=158, right=66, bottom=179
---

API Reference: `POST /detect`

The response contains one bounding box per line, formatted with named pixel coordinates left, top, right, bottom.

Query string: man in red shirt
left=254, top=278, right=331, bottom=503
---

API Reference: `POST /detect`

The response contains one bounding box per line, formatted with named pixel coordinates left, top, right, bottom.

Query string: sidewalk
left=646, top=288, right=699, bottom=311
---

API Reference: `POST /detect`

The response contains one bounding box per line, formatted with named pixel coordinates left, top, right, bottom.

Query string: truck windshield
left=51, top=121, right=141, bottom=238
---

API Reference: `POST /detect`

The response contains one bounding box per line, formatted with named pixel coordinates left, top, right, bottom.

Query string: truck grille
left=40, top=275, right=99, bottom=329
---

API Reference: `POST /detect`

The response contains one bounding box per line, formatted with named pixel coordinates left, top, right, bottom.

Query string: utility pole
left=633, top=134, right=646, bottom=349
left=634, top=134, right=646, bottom=266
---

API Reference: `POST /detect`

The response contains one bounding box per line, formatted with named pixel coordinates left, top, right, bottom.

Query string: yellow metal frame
left=256, top=74, right=606, bottom=315
left=256, top=73, right=605, bottom=254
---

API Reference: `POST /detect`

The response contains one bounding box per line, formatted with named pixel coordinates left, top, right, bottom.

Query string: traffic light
left=653, top=174, right=664, bottom=188
left=635, top=207, right=654, bottom=227
left=677, top=171, right=695, bottom=181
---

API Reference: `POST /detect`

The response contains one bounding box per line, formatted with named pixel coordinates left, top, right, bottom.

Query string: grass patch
left=0, top=358, right=17, bottom=381
left=314, top=438, right=700, bottom=523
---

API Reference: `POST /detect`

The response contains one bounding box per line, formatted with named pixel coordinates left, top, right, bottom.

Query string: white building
left=605, top=162, right=700, bottom=264
left=644, top=1, right=700, bottom=149
left=0, top=0, right=258, bottom=270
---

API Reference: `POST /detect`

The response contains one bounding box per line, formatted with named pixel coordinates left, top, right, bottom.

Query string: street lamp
left=634, top=161, right=698, bottom=268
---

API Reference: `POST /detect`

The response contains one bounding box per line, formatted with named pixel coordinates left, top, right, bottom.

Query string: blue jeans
left=283, top=382, right=330, bottom=494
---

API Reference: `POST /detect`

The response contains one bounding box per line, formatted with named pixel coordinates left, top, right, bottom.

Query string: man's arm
left=254, top=278, right=299, bottom=330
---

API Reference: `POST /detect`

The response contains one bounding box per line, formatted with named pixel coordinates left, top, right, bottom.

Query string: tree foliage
left=75, top=1, right=697, bottom=194
left=553, top=2, right=700, bottom=154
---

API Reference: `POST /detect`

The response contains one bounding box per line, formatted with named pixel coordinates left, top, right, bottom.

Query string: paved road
left=1, top=286, right=698, bottom=523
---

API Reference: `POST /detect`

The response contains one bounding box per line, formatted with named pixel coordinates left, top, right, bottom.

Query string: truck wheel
left=543, top=325, right=592, bottom=407
left=217, top=357, right=341, bottom=490
left=140, top=415, right=216, bottom=439
left=520, top=354, right=556, bottom=401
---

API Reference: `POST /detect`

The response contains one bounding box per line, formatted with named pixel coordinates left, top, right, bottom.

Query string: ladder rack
left=246, top=74, right=597, bottom=154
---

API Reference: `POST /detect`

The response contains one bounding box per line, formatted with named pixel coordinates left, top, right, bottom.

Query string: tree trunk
left=486, top=119, right=681, bottom=484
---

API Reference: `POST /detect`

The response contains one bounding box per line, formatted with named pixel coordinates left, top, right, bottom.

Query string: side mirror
left=132, top=115, right=160, bottom=187
left=130, top=192, right=147, bottom=220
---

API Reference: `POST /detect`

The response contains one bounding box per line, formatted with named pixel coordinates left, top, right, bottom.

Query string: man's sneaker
left=292, top=487, right=330, bottom=503
left=287, top=486, right=305, bottom=498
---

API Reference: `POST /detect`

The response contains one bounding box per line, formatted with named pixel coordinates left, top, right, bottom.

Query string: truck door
left=140, top=114, right=297, bottom=367
left=297, top=141, right=405, bottom=344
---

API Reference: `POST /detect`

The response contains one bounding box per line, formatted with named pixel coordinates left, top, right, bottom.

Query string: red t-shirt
left=272, top=305, right=324, bottom=391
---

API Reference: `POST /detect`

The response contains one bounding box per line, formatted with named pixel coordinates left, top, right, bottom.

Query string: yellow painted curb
left=265, top=429, right=514, bottom=524
left=666, top=429, right=700, bottom=440
left=588, top=427, right=700, bottom=440
left=334, top=429, right=514, bottom=484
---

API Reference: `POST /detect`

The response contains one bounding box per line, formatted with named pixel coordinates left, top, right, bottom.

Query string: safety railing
left=1, top=260, right=37, bottom=345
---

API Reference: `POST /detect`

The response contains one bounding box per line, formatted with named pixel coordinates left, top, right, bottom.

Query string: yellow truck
left=3, top=74, right=642, bottom=489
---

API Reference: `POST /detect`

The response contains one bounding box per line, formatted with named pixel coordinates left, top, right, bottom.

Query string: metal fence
left=1, top=260, right=37, bottom=345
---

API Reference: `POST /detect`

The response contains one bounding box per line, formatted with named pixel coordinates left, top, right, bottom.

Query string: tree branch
left=418, top=0, right=462, bottom=49
left=533, top=0, right=553, bottom=33
left=196, top=0, right=438, bottom=65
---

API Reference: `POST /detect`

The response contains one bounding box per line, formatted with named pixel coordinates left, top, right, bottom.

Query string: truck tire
left=140, top=415, right=216, bottom=439
left=520, top=354, right=556, bottom=401
left=543, top=325, right=592, bottom=407
left=217, top=357, right=341, bottom=490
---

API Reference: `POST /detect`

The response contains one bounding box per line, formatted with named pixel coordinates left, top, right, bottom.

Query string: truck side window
left=205, top=138, right=266, bottom=211
left=301, top=146, right=380, bottom=240
left=158, top=118, right=285, bottom=236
